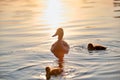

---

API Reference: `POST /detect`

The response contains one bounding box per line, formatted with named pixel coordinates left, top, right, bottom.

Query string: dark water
left=0, top=0, right=120, bottom=80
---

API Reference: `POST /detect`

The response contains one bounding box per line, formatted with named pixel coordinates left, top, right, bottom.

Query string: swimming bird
left=51, top=28, right=69, bottom=61
left=45, top=66, right=63, bottom=80
left=88, top=43, right=107, bottom=50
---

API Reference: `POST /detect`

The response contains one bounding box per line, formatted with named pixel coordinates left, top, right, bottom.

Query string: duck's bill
left=52, top=34, right=57, bottom=37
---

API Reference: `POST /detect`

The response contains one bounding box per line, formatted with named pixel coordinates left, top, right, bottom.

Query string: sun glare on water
left=44, top=0, right=64, bottom=29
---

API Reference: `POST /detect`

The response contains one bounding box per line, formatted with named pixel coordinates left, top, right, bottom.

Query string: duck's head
left=46, top=67, right=51, bottom=73
left=52, top=28, right=64, bottom=40
left=88, top=43, right=94, bottom=50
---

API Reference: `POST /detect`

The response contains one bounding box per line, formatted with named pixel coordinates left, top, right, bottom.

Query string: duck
left=87, top=43, right=107, bottom=50
left=45, top=66, right=63, bottom=80
left=51, top=28, right=70, bottom=61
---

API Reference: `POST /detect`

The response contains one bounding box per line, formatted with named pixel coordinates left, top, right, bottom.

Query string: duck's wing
left=63, top=41, right=69, bottom=48
left=50, top=42, right=56, bottom=52
left=62, top=41, right=70, bottom=54
left=51, top=41, right=60, bottom=53
left=95, top=46, right=106, bottom=50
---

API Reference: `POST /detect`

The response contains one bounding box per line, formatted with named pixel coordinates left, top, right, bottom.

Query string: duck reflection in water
left=51, top=28, right=70, bottom=61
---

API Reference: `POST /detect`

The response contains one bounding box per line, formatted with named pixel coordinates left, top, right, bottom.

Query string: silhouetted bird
left=51, top=28, right=69, bottom=61
left=88, top=43, right=107, bottom=50
left=45, top=66, right=63, bottom=80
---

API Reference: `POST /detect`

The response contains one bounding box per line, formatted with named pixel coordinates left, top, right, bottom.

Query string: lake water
left=0, top=0, right=120, bottom=80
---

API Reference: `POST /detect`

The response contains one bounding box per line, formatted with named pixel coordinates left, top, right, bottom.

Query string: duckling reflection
left=51, top=28, right=70, bottom=61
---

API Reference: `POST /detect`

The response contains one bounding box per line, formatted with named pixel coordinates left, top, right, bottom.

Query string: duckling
left=51, top=28, right=70, bottom=61
left=45, top=66, right=63, bottom=80
left=88, top=43, right=107, bottom=50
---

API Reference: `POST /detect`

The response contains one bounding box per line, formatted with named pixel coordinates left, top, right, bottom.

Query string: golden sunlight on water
left=43, top=0, right=64, bottom=29
left=0, top=0, right=120, bottom=80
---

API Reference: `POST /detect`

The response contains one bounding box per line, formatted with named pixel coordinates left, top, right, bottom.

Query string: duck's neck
left=58, top=34, right=63, bottom=41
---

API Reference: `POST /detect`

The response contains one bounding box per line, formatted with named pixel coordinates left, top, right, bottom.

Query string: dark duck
left=45, top=66, right=63, bottom=80
left=88, top=43, right=107, bottom=50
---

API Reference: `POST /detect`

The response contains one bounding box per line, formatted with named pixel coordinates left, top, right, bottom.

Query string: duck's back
left=50, top=68, right=63, bottom=76
left=94, top=45, right=106, bottom=50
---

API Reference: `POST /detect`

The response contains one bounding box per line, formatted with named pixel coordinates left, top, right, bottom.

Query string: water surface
left=0, top=0, right=120, bottom=80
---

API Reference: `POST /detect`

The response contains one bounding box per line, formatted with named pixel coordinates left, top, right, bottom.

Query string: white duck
left=51, top=28, right=69, bottom=61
